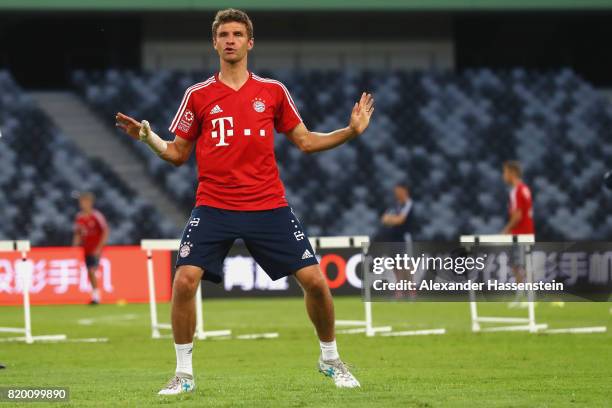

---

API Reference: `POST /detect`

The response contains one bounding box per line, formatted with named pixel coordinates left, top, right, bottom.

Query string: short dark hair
left=503, top=160, right=522, bottom=177
left=212, top=8, right=254, bottom=40
left=395, top=183, right=410, bottom=194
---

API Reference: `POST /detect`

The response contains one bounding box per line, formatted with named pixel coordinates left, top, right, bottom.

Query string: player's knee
left=301, top=273, right=329, bottom=297
left=173, top=269, right=201, bottom=295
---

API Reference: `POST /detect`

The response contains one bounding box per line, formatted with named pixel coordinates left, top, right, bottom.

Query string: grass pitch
left=0, top=298, right=610, bottom=407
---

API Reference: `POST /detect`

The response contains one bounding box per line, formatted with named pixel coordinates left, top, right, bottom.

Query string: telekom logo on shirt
left=211, top=116, right=266, bottom=147
left=211, top=117, right=234, bottom=146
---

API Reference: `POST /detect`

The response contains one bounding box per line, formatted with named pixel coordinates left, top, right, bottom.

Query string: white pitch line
left=543, top=327, right=607, bottom=334
left=64, top=337, right=109, bottom=343
left=236, top=332, right=279, bottom=340
left=0, top=337, right=108, bottom=343
left=78, top=314, right=139, bottom=326
left=0, top=335, right=67, bottom=343
left=210, top=336, right=232, bottom=341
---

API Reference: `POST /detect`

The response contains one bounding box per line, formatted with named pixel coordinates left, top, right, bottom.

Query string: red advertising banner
left=0, top=246, right=171, bottom=305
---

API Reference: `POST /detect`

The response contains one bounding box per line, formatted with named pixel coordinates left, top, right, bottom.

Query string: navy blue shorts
left=175, top=206, right=318, bottom=283
left=85, top=255, right=100, bottom=268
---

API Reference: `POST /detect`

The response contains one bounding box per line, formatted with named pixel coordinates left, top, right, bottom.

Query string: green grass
left=0, top=298, right=611, bottom=407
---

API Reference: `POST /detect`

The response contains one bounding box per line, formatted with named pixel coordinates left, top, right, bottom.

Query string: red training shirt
left=168, top=72, right=302, bottom=210
left=74, top=210, right=108, bottom=255
left=508, top=182, right=535, bottom=235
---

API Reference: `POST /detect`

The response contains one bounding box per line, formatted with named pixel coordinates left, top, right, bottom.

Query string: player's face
left=79, top=197, right=93, bottom=212
left=394, top=187, right=408, bottom=202
left=213, top=22, right=253, bottom=64
left=502, top=166, right=513, bottom=185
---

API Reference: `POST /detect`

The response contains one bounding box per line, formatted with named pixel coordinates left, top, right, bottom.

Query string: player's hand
left=115, top=112, right=142, bottom=140
left=382, top=214, right=395, bottom=226
left=349, top=92, right=374, bottom=135
left=138, top=120, right=153, bottom=142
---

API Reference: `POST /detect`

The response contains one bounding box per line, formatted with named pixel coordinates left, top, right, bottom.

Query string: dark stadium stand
left=71, top=68, right=612, bottom=241
left=0, top=70, right=176, bottom=245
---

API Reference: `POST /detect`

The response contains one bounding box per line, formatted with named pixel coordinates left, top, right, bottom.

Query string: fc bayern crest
left=179, top=242, right=193, bottom=258
left=252, top=98, right=266, bottom=113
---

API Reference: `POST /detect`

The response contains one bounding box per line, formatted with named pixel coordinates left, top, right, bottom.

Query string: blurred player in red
left=116, top=8, right=372, bottom=395
left=501, top=161, right=535, bottom=307
left=72, top=192, right=109, bottom=305
left=502, top=161, right=534, bottom=236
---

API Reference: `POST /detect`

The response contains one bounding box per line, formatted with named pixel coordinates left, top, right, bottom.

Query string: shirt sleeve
left=274, top=82, right=303, bottom=134
left=168, top=87, right=201, bottom=141
left=94, top=211, right=109, bottom=232
left=398, top=200, right=413, bottom=217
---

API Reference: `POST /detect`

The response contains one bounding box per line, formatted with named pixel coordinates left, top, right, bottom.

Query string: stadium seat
left=0, top=71, right=176, bottom=245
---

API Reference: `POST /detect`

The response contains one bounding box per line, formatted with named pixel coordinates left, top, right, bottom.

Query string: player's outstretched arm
left=286, top=92, right=374, bottom=154
left=115, top=112, right=194, bottom=166
left=72, top=230, right=81, bottom=247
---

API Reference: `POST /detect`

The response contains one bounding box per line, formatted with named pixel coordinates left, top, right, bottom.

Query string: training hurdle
left=142, top=239, right=281, bottom=340
left=0, top=240, right=67, bottom=343
left=317, top=236, right=446, bottom=337
left=460, top=234, right=607, bottom=334
left=141, top=239, right=231, bottom=340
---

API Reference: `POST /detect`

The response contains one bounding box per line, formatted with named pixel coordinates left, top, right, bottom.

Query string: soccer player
left=501, top=161, right=535, bottom=307
left=501, top=161, right=534, bottom=236
left=374, top=183, right=415, bottom=297
left=72, top=192, right=109, bottom=305
left=115, top=8, right=373, bottom=395
left=377, top=183, right=415, bottom=243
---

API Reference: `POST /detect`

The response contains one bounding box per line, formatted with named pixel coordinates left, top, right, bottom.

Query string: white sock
left=175, top=343, right=193, bottom=377
left=92, top=289, right=100, bottom=302
left=320, top=340, right=339, bottom=361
